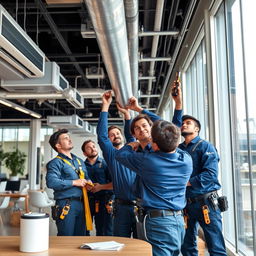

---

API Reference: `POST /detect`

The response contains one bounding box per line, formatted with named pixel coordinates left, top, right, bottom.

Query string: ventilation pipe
left=85, top=0, right=133, bottom=107
left=124, top=0, right=139, bottom=97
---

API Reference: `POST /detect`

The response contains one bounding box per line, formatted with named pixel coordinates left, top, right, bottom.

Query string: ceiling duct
left=85, top=0, right=133, bottom=107
left=85, top=66, right=105, bottom=79
left=47, top=114, right=84, bottom=129
left=63, top=87, right=84, bottom=109
left=0, top=4, right=45, bottom=79
left=124, top=0, right=139, bottom=97
left=81, top=20, right=96, bottom=39
left=1, top=62, right=68, bottom=92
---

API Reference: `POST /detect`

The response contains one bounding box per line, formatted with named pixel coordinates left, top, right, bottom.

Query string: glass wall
left=183, top=39, right=208, bottom=140
left=0, top=126, right=53, bottom=178
left=211, top=0, right=256, bottom=254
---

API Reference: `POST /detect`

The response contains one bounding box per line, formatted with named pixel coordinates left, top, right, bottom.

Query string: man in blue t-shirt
left=116, top=120, right=193, bottom=256
left=82, top=139, right=113, bottom=236
left=179, top=115, right=227, bottom=256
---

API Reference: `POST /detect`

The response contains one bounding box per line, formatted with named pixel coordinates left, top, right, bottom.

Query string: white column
left=28, top=119, right=41, bottom=190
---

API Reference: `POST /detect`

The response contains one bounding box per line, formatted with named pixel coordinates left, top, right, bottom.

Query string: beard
left=181, top=131, right=193, bottom=137
left=87, top=152, right=98, bottom=159
left=112, top=141, right=122, bottom=147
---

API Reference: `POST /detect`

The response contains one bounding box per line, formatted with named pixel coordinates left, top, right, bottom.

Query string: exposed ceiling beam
left=34, top=0, right=92, bottom=87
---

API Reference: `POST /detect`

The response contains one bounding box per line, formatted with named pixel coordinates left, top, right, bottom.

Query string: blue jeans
left=55, top=199, right=87, bottom=236
left=113, top=203, right=137, bottom=238
left=145, top=213, right=185, bottom=256
left=181, top=200, right=227, bottom=256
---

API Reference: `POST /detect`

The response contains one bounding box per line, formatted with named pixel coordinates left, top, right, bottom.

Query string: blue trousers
left=181, top=200, right=227, bottom=256
left=88, top=197, right=113, bottom=236
left=113, top=203, right=137, bottom=238
left=55, top=199, right=87, bottom=236
left=145, top=213, right=185, bottom=256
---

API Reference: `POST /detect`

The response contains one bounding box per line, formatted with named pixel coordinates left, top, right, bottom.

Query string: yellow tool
left=60, top=205, right=70, bottom=220
left=202, top=205, right=210, bottom=224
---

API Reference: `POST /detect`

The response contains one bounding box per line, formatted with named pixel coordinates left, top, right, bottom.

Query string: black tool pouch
left=51, top=205, right=59, bottom=220
left=218, top=196, right=228, bottom=212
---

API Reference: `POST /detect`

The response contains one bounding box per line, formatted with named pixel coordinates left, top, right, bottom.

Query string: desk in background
left=0, top=193, right=29, bottom=213
left=0, top=236, right=152, bottom=256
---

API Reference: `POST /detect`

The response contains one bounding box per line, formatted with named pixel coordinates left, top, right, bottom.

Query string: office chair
left=0, top=181, right=7, bottom=192
left=28, top=190, right=54, bottom=213
left=0, top=196, right=10, bottom=225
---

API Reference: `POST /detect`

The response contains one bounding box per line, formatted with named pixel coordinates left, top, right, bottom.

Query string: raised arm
left=116, top=103, right=135, bottom=143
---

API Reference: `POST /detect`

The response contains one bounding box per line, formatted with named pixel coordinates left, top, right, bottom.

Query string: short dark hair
left=49, top=129, right=69, bottom=152
left=130, top=114, right=153, bottom=135
left=81, top=139, right=95, bottom=152
left=151, top=120, right=180, bottom=152
left=108, top=125, right=122, bottom=134
left=182, top=115, right=201, bottom=132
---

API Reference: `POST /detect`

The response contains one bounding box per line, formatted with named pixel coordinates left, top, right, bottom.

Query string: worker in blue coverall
left=81, top=139, right=114, bottom=236
left=179, top=115, right=227, bottom=256
left=97, top=90, right=137, bottom=238
left=115, top=120, right=193, bottom=256
left=127, top=81, right=183, bottom=202
left=46, top=129, right=92, bottom=236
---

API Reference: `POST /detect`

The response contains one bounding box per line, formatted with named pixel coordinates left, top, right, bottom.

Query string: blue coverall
left=179, top=136, right=227, bottom=256
left=46, top=153, right=89, bottom=236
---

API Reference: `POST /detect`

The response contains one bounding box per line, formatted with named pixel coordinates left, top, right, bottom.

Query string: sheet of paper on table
left=80, top=241, right=125, bottom=251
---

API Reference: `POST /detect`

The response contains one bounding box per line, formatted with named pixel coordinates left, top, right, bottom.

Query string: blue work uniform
left=179, top=136, right=227, bottom=256
left=97, top=111, right=137, bottom=238
left=116, top=145, right=193, bottom=256
left=133, top=108, right=183, bottom=198
left=46, top=153, right=89, bottom=236
left=85, top=156, right=113, bottom=236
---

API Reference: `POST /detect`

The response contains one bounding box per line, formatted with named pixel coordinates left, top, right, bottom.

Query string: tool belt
left=147, top=209, right=183, bottom=218
left=187, top=191, right=217, bottom=204
left=115, top=198, right=136, bottom=206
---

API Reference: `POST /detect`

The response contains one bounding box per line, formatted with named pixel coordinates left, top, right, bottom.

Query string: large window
left=211, top=0, right=256, bottom=254
left=0, top=126, right=53, bottom=178
left=183, top=36, right=208, bottom=140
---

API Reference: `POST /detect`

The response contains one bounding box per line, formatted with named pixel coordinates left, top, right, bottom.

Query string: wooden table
left=0, top=193, right=29, bottom=213
left=0, top=236, right=152, bottom=256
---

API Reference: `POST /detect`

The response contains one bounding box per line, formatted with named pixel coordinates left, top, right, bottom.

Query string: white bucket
left=20, top=212, right=49, bottom=252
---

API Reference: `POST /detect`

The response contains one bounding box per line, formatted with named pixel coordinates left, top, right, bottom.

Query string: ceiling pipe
left=139, top=57, right=172, bottom=62
left=124, top=0, right=139, bottom=97
left=0, top=88, right=106, bottom=99
left=145, top=0, right=165, bottom=107
left=85, top=0, right=133, bottom=107
left=139, top=31, right=179, bottom=37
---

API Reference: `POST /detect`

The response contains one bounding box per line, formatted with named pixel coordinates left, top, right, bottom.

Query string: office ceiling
left=0, top=0, right=196, bottom=125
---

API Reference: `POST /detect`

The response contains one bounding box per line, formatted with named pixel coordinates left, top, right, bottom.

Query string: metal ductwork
left=85, top=0, right=133, bottom=107
left=124, top=0, right=139, bottom=97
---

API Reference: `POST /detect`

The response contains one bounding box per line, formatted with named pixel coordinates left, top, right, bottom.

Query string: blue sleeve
left=141, top=109, right=161, bottom=122
left=124, top=119, right=136, bottom=143
left=172, top=109, right=183, bottom=127
left=96, top=112, right=116, bottom=164
left=141, top=109, right=183, bottom=128
left=115, top=145, right=145, bottom=175
left=189, top=144, right=220, bottom=189
left=46, top=160, right=73, bottom=191
left=103, top=160, right=112, bottom=182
